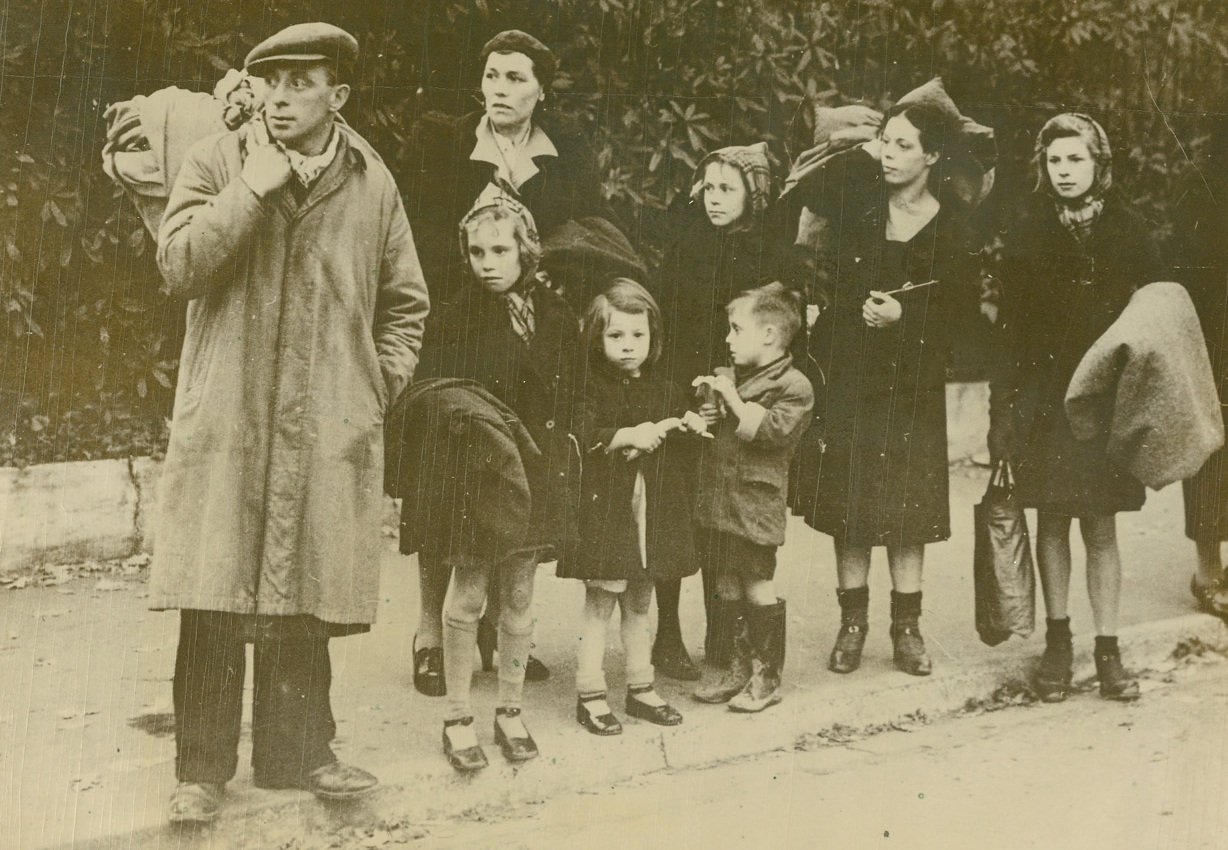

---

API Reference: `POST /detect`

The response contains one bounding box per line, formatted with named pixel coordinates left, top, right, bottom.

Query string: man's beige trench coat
left=149, top=122, right=429, bottom=627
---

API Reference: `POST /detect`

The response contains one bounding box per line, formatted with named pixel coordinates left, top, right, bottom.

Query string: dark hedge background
left=2, top=0, right=1226, bottom=465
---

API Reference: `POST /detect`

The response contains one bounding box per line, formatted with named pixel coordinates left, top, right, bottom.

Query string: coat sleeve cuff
left=736, top=402, right=767, bottom=440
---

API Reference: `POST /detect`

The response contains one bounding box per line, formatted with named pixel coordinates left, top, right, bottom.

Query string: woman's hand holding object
left=863, top=291, right=902, bottom=328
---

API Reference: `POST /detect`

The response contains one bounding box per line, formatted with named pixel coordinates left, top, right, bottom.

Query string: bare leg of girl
left=1036, top=512, right=1074, bottom=620
left=1080, top=514, right=1139, bottom=700
left=1080, top=515, right=1121, bottom=636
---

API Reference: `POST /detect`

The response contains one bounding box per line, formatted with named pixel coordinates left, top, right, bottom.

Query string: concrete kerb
left=55, top=612, right=1227, bottom=850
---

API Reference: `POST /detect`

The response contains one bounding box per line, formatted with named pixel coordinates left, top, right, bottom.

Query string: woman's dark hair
left=882, top=101, right=951, bottom=155
left=478, top=30, right=557, bottom=94
left=583, top=278, right=663, bottom=367
left=881, top=101, right=954, bottom=198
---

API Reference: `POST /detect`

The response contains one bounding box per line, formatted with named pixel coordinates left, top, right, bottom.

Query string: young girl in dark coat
left=410, top=192, right=583, bottom=771
left=652, top=142, right=814, bottom=679
left=990, top=113, right=1165, bottom=703
left=559, top=279, right=708, bottom=735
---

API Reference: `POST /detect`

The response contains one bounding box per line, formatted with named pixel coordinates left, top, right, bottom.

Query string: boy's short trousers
left=584, top=575, right=654, bottom=594
left=696, top=527, right=777, bottom=582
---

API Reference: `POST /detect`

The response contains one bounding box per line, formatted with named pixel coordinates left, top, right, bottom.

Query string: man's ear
left=330, top=83, right=351, bottom=113
left=763, top=324, right=780, bottom=347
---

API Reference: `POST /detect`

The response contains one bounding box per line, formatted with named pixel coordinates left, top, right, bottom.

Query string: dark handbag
left=973, top=460, right=1036, bottom=646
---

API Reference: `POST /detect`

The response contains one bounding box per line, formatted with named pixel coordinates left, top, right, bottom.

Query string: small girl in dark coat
left=559, top=279, right=709, bottom=735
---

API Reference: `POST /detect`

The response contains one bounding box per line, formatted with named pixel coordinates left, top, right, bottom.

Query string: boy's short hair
left=727, top=282, right=802, bottom=348
left=583, top=278, right=663, bottom=366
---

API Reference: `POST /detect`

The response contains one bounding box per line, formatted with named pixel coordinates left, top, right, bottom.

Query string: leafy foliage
left=2, top=0, right=1226, bottom=463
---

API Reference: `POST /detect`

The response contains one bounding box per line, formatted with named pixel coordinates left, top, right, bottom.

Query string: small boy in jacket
left=692, top=282, right=813, bottom=712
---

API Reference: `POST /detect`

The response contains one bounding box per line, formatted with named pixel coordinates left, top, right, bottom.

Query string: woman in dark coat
left=1168, top=117, right=1228, bottom=619
left=790, top=100, right=983, bottom=679
left=652, top=142, right=813, bottom=679
left=400, top=29, right=623, bottom=309
left=990, top=113, right=1164, bottom=703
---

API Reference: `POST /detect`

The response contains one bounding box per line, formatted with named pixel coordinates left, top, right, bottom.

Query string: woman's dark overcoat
left=655, top=195, right=813, bottom=389
left=991, top=192, right=1165, bottom=516
left=400, top=110, right=619, bottom=305
left=789, top=150, right=976, bottom=546
left=411, top=283, right=583, bottom=561
left=557, top=361, right=698, bottom=582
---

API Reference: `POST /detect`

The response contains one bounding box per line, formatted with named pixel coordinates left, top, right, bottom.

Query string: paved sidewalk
left=1, top=465, right=1224, bottom=849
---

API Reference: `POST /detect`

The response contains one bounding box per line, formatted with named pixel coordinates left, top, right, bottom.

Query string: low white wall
left=0, top=382, right=991, bottom=576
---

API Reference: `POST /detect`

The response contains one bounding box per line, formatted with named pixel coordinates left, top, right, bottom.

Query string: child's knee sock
left=443, top=613, right=478, bottom=719
left=576, top=602, right=610, bottom=695
left=498, top=620, right=535, bottom=709
left=622, top=604, right=654, bottom=688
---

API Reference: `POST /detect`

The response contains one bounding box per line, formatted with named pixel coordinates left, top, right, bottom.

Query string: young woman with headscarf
left=989, top=113, right=1166, bottom=703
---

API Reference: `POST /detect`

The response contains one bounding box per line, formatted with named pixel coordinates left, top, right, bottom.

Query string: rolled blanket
left=1066, top=281, right=1225, bottom=489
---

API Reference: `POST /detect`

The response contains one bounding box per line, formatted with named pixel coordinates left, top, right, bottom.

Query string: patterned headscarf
left=458, top=183, right=542, bottom=262
left=691, top=142, right=774, bottom=218
left=458, top=187, right=544, bottom=341
left=1034, top=113, right=1113, bottom=242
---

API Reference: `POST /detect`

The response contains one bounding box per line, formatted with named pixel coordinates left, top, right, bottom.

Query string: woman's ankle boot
left=1094, top=635, right=1139, bottom=701
left=829, top=586, right=869, bottom=674
left=1035, top=617, right=1073, bottom=703
left=890, top=590, right=932, bottom=676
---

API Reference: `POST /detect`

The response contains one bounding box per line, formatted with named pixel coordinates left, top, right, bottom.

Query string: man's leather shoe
left=168, top=781, right=223, bottom=823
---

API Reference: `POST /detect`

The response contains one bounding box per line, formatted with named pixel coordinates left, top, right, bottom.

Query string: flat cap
left=245, top=22, right=358, bottom=75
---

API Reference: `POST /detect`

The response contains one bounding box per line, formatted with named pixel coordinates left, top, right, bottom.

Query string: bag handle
left=990, top=459, right=1016, bottom=491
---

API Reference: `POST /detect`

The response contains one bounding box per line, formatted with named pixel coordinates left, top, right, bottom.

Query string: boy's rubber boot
left=890, top=590, right=932, bottom=676
left=729, top=600, right=786, bottom=713
left=828, top=586, right=869, bottom=674
left=1035, top=617, right=1073, bottom=703
left=693, top=602, right=752, bottom=704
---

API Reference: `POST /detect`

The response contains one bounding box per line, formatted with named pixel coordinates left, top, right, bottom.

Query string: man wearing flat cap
left=150, top=21, right=429, bottom=822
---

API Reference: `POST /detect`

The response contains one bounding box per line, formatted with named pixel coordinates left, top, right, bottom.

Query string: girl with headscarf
left=989, top=113, right=1166, bottom=703
left=653, top=141, right=813, bottom=681
left=407, top=192, right=583, bottom=770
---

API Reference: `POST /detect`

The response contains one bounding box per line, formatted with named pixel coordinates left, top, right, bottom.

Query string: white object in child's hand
left=678, top=410, right=713, bottom=437
left=693, top=373, right=737, bottom=401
